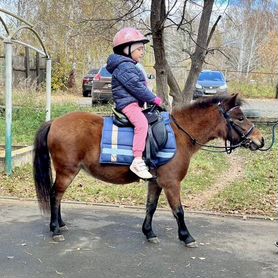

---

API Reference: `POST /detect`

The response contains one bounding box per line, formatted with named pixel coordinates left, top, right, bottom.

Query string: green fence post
left=4, top=40, right=13, bottom=175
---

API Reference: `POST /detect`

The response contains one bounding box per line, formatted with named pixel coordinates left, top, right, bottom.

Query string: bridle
left=171, top=102, right=255, bottom=154
left=218, top=104, right=255, bottom=153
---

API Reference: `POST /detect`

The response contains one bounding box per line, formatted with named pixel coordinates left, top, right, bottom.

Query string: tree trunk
left=151, top=0, right=169, bottom=107
left=182, top=0, right=215, bottom=103
left=166, top=64, right=183, bottom=107
left=151, top=0, right=183, bottom=108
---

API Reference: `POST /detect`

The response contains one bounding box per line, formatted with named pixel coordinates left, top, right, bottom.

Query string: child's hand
left=153, top=97, right=163, bottom=107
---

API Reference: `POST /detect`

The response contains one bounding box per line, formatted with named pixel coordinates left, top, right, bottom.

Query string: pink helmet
left=113, top=27, right=149, bottom=50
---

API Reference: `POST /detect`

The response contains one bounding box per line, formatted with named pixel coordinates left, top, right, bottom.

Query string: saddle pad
left=100, top=112, right=176, bottom=167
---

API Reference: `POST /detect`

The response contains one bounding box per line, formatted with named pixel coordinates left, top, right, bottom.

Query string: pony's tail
left=33, top=121, right=52, bottom=213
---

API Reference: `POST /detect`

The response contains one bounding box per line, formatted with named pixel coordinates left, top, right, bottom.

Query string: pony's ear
left=222, top=93, right=238, bottom=111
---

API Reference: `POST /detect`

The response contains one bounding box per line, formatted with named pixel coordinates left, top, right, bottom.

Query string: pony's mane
left=176, top=95, right=243, bottom=112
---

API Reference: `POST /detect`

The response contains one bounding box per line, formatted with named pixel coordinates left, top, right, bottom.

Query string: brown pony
left=33, top=94, right=264, bottom=246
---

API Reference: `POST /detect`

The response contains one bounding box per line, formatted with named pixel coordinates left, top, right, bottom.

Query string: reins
left=170, top=103, right=255, bottom=154
left=171, top=115, right=243, bottom=153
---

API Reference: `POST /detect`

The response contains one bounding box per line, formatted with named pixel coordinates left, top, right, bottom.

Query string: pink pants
left=122, top=102, right=148, bottom=158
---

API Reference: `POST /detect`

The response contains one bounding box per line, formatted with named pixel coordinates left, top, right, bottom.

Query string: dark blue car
left=193, top=70, right=228, bottom=99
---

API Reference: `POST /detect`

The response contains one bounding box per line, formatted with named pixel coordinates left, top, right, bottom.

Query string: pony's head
left=210, top=94, right=264, bottom=151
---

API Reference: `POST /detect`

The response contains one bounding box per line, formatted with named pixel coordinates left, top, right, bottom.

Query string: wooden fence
left=0, top=46, right=46, bottom=88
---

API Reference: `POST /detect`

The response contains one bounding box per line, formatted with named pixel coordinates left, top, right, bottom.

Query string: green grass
left=229, top=81, right=276, bottom=99
left=208, top=125, right=277, bottom=216
left=0, top=91, right=111, bottom=145
left=0, top=149, right=229, bottom=209
left=182, top=150, right=228, bottom=195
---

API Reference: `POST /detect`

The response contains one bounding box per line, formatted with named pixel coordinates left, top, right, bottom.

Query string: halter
left=171, top=102, right=255, bottom=154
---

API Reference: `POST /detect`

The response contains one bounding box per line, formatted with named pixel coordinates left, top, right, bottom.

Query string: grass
left=0, top=89, right=111, bottom=145
left=229, top=81, right=276, bottom=99
left=182, top=150, right=228, bottom=195
left=0, top=149, right=229, bottom=209
left=208, top=125, right=277, bottom=216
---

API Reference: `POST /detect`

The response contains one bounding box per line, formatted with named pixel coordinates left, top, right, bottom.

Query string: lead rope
left=258, top=121, right=278, bottom=152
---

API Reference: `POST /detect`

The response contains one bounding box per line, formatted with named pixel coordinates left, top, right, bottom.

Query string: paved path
left=0, top=199, right=277, bottom=278
left=242, top=99, right=278, bottom=120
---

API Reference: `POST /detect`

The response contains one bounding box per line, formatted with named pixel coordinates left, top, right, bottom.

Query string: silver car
left=193, top=70, right=228, bottom=99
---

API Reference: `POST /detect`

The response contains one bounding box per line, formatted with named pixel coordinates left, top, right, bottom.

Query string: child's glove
left=153, top=97, right=163, bottom=107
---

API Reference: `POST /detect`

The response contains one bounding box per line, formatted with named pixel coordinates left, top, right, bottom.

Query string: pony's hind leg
left=142, top=180, right=162, bottom=243
left=50, top=170, right=79, bottom=241
left=58, top=205, right=68, bottom=231
left=163, top=186, right=197, bottom=247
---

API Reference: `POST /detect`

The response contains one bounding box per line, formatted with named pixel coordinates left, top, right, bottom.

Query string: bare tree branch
left=206, top=15, right=221, bottom=47
left=177, top=0, right=188, bottom=30
left=80, top=0, right=144, bottom=24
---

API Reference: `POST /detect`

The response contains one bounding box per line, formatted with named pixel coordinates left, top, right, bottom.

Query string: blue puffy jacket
left=106, top=54, right=156, bottom=111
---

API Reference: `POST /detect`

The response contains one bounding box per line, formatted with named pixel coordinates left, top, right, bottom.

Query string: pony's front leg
left=142, top=180, right=162, bottom=243
left=164, top=186, right=197, bottom=247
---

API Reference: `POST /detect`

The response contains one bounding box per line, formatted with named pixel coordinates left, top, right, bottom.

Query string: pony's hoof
left=60, top=225, right=69, bottom=232
left=148, top=237, right=160, bottom=244
left=52, top=234, right=65, bottom=242
left=185, top=241, right=198, bottom=248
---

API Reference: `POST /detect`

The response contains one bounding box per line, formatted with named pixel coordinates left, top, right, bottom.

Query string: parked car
left=82, top=68, right=99, bottom=97
left=91, top=66, right=112, bottom=104
left=193, top=70, right=228, bottom=99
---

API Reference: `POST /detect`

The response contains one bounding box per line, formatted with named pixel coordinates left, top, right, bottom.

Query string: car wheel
left=83, top=91, right=91, bottom=97
left=92, top=98, right=98, bottom=106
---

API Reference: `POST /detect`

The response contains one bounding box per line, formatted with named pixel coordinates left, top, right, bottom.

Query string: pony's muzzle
left=247, top=136, right=264, bottom=151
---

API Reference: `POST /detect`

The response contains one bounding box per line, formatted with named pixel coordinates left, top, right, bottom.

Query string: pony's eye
left=238, top=116, right=244, bottom=121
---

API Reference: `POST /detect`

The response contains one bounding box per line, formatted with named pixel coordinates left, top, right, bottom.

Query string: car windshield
left=88, top=69, right=98, bottom=75
left=100, top=67, right=112, bottom=77
left=198, top=71, right=224, bottom=81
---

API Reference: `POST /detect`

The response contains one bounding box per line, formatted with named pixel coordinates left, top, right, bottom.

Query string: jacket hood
left=106, top=54, right=136, bottom=74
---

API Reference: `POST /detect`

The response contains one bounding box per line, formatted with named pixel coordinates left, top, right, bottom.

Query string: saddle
left=112, top=106, right=168, bottom=167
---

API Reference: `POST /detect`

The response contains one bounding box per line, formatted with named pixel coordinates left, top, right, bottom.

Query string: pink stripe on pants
left=122, top=102, right=148, bottom=158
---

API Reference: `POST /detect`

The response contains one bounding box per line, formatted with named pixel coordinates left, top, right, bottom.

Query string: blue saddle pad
left=100, top=112, right=176, bottom=167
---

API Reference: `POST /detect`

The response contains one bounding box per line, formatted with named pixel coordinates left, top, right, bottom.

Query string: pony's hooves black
left=147, top=237, right=160, bottom=244
left=52, top=234, right=65, bottom=242
left=183, top=235, right=197, bottom=247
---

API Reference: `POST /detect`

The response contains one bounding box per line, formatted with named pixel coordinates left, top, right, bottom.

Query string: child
left=106, top=27, right=162, bottom=179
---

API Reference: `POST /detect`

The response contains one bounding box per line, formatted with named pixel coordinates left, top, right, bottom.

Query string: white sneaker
left=130, top=158, right=153, bottom=179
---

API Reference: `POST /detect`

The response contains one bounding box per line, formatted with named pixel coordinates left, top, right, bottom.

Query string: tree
left=150, top=0, right=220, bottom=106
left=7, top=0, right=223, bottom=100
left=221, top=0, right=277, bottom=77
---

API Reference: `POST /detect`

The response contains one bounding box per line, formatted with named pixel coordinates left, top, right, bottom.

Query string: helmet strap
left=128, top=45, right=132, bottom=56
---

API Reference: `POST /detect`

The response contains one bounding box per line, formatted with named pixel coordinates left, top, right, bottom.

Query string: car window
left=198, top=71, right=224, bottom=81
left=88, top=69, right=99, bottom=75
left=100, top=67, right=112, bottom=77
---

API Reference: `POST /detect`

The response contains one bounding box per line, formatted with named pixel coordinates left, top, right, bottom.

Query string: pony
left=33, top=94, right=264, bottom=246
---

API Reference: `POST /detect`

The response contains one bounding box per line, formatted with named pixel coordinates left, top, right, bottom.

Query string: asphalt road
left=0, top=199, right=277, bottom=278
left=241, top=99, right=278, bottom=120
